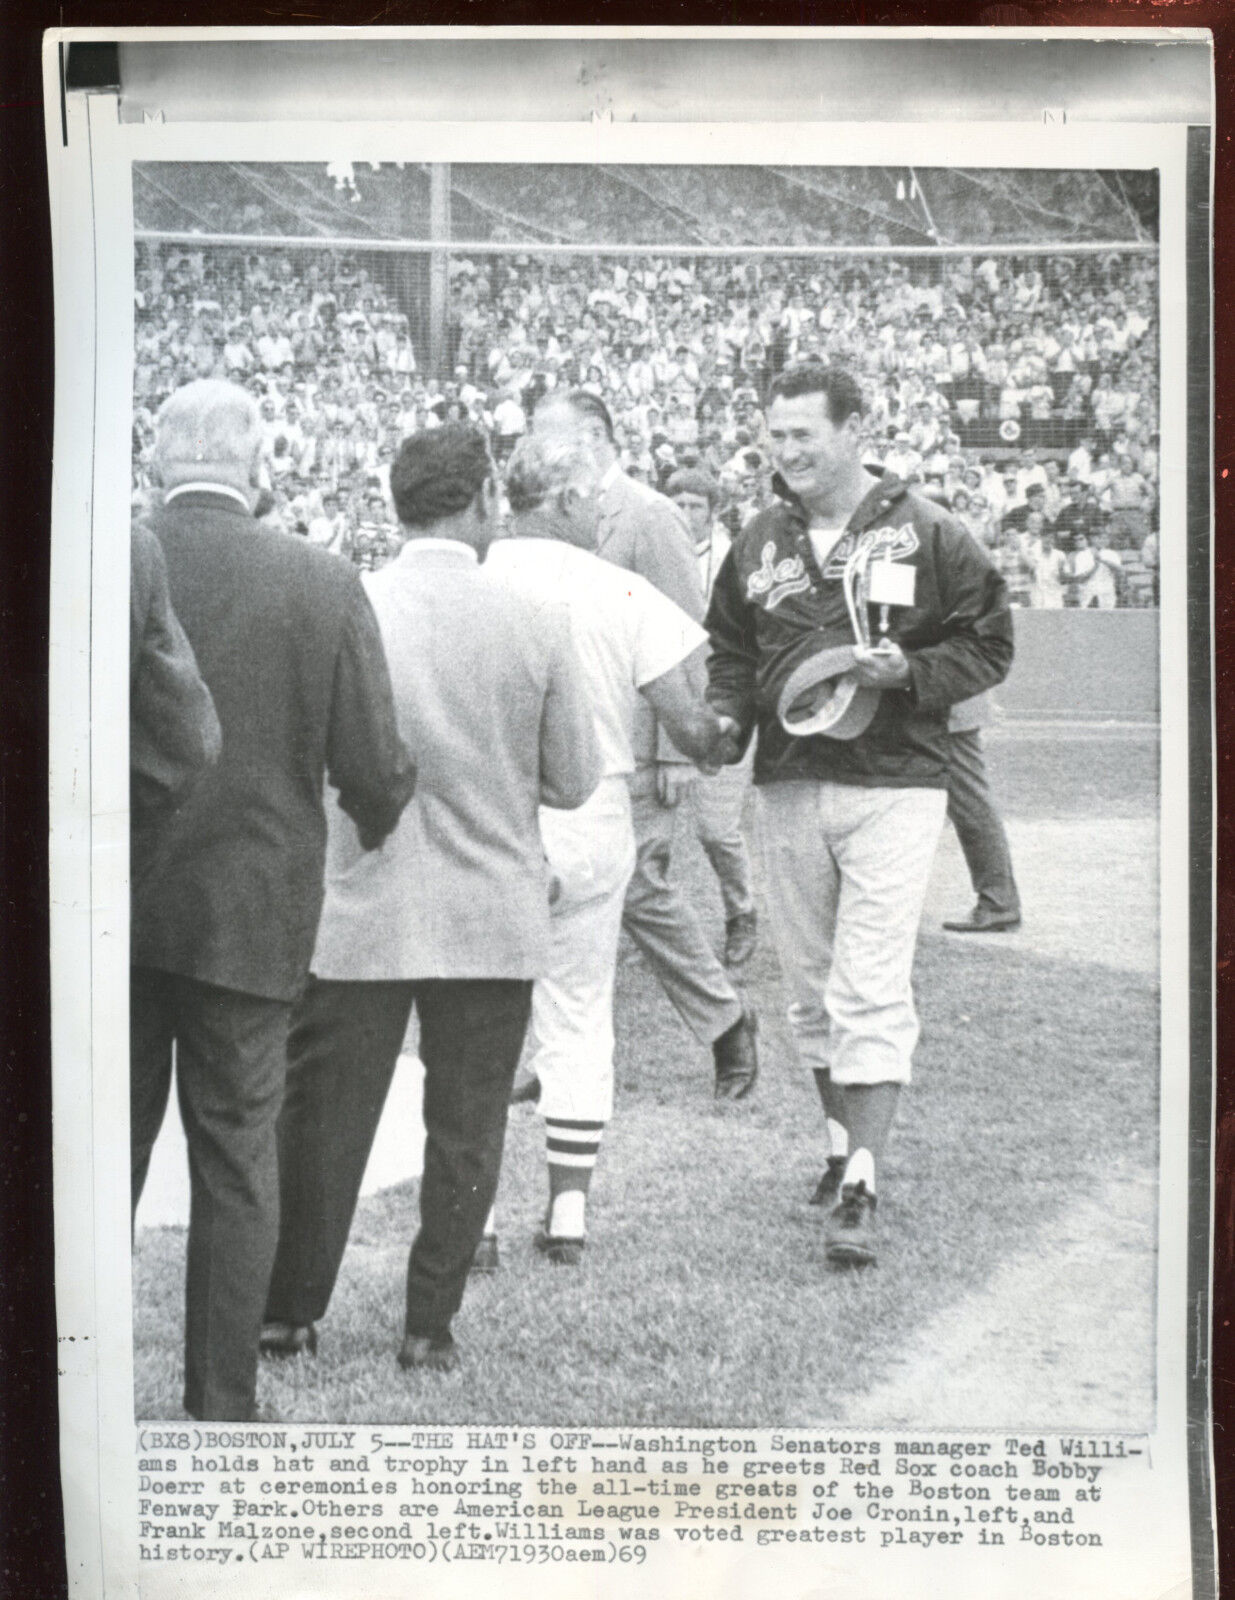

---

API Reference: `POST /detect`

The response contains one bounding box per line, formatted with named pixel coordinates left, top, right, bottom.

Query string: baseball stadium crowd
left=132, top=239, right=1160, bottom=606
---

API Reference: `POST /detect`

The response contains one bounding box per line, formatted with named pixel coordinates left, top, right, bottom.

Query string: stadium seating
left=131, top=210, right=1159, bottom=607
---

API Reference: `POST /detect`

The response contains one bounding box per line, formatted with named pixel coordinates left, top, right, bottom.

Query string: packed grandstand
left=132, top=162, right=1161, bottom=607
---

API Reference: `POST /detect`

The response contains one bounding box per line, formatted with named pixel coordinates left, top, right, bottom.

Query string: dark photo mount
left=7, top=12, right=1230, bottom=1600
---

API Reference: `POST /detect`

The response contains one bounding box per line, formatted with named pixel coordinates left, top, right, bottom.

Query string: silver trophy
left=777, top=525, right=903, bottom=741
left=843, top=524, right=904, bottom=653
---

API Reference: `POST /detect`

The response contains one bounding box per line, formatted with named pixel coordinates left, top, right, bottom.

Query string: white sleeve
left=626, top=572, right=709, bottom=689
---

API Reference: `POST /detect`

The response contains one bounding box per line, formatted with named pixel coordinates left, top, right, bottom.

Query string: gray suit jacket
left=311, top=542, right=601, bottom=981
left=595, top=469, right=703, bottom=787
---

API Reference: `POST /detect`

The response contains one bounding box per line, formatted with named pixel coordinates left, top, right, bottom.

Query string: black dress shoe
left=942, top=906, right=1022, bottom=933
left=809, top=1155, right=850, bottom=1209
left=510, top=1072, right=541, bottom=1105
left=470, top=1234, right=501, bottom=1275
left=259, top=1322, right=317, bottom=1358
left=397, top=1331, right=459, bottom=1372
left=713, top=1004, right=759, bottom=1100
left=723, top=911, right=758, bottom=968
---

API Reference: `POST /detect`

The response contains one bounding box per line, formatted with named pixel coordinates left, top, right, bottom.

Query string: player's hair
left=154, top=379, right=262, bottom=470
left=389, top=422, right=494, bottom=527
left=666, top=468, right=720, bottom=507
left=533, top=388, right=616, bottom=443
left=505, top=432, right=599, bottom=515
left=767, top=363, right=868, bottom=425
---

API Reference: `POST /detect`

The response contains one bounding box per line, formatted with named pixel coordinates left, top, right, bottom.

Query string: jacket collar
left=396, top=537, right=479, bottom=565
left=163, top=484, right=254, bottom=517
left=769, top=468, right=910, bottom=534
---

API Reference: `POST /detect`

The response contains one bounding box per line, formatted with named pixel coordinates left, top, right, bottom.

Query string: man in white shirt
left=492, top=390, right=527, bottom=458
left=486, top=433, right=738, bottom=1263
left=1068, top=435, right=1094, bottom=483
left=1063, top=530, right=1123, bottom=609
left=881, top=432, right=923, bottom=482
left=1027, top=524, right=1067, bottom=609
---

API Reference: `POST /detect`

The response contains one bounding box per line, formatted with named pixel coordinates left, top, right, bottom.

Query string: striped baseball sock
left=545, top=1119, right=606, bottom=1238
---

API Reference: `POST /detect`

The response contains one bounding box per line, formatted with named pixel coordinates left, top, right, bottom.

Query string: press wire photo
left=128, top=155, right=1166, bottom=1431
left=45, top=30, right=1213, bottom=1600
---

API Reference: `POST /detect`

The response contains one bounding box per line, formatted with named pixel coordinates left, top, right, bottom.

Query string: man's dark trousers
left=946, top=728, right=1021, bottom=919
left=265, top=977, right=532, bottom=1341
left=131, top=967, right=293, bottom=1421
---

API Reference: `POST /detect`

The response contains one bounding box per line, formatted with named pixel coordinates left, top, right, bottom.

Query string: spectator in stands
left=1103, top=453, right=1153, bottom=549
left=1067, top=435, right=1095, bottom=484
left=1063, top=529, right=1123, bottom=608
left=1002, top=482, right=1049, bottom=536
left=993, top=525, right=1034, bottom=608
left=1027, top=524, right=1067, bottom=609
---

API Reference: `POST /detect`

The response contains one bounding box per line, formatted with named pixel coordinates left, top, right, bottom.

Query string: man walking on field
left=488, top=432, right=738, bottom=1261
left=531, top=392, right=759, bottom=1100
left=706, top=365, right=1013, bottom=1266
left=130, top=379, right=415, bottom=1418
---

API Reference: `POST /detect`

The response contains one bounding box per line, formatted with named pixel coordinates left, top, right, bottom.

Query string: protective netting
left=134, top=162, right=1156, bottom=249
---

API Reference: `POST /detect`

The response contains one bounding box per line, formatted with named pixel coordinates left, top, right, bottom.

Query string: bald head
left=532, top=389, right=617, bottom=471
left=154, top=379, right=264, bottom=502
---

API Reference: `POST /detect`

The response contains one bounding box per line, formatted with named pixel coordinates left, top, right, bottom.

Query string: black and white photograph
left=44, top=29, right=1213, bottom=1600
left=128, top=156, right=1166, bottom=1431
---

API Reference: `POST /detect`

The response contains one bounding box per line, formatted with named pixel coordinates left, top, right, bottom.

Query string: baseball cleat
left=534, top=1230, right=586, bottom=1266
left=825, top=1181, right=878, bottom=1267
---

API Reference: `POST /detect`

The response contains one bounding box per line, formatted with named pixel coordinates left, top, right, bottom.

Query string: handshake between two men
left=648, top=637, right=912, bottom=785
left=639, top=642, right=747, bottom=781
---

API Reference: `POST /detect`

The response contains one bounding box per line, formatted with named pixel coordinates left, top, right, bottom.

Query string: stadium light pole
left=429, top=162, right=451, bottom=380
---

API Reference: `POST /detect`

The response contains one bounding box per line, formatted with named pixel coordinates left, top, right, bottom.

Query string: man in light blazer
left=531, top=392, right=758, bottom=1100
left=261, top=423, right=601, bottom=1373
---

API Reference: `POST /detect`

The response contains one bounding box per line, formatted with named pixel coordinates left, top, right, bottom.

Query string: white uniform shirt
left=486, top=536, right=706, bottom=781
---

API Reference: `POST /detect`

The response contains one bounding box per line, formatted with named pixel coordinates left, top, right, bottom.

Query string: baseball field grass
left=133, top=727, right=1160, bottom=1425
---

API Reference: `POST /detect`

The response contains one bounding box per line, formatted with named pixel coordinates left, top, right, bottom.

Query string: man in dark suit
left=531, top=392, right=758, bottom=1100
left=131, top=379, right=415, bottom=1421
left=130, top=521, right=221, bottom=866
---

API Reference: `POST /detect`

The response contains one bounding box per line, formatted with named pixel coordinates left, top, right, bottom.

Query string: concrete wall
left=1000, top=609, right=1159, bottom=722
